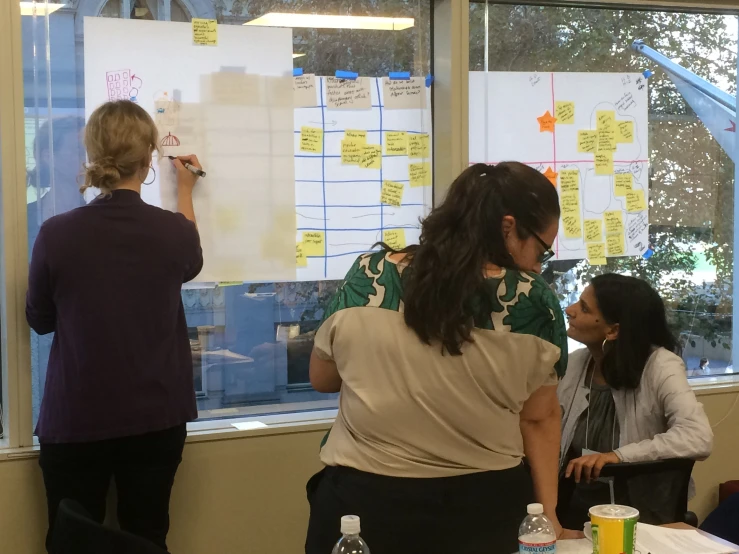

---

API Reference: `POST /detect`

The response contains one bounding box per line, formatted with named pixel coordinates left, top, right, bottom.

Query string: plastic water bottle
left=518, top=503, right=556, bottom=553
left=331, top=515, right=371, bottom=554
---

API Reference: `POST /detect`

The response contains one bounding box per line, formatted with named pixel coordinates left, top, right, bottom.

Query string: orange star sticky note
left=537, top=110, right=557, bottom=133
left=543, top=166, right=558, bottom=186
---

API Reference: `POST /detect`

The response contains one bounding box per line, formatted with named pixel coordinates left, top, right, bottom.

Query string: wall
left=0, top=390, right=736, bottom=554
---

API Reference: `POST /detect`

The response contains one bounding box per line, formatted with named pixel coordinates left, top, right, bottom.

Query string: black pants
left=305, top=464, right=533, bottom=554
left=39, top=424, right=187, bottom=554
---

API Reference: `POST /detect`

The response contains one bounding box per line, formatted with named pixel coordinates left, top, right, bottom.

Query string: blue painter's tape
left=642, top=248, right=654, bottom=260
left=335, top=70, right=358, bottom=80
left=425, top=74, right=434, bottom=88
left=643, top=69, right=654, bottom=79
left=389, top=71, right=411, bottom=80
left=293, top=68, right=304, bottom=77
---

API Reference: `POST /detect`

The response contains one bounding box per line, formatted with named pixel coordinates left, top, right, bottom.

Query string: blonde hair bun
left=81, top=100, right=159, bottom=196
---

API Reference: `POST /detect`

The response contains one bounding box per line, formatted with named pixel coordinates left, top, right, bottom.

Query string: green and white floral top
left=314, top=250, right=567, bottom=478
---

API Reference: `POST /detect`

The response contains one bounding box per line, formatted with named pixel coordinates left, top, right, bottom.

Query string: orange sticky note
left=537, top=111, right=557, bottom=133
left=543, top=166, right=558, bottom=186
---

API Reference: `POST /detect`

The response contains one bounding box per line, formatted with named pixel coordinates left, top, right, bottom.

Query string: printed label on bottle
left=518, top=539, right=556, bottom=553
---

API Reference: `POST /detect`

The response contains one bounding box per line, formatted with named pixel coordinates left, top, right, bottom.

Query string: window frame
left=2, top=0, right=738, bottom=452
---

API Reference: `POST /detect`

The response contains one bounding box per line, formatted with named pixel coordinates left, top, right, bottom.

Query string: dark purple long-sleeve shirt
left=27, top=189, right=203, bottom=443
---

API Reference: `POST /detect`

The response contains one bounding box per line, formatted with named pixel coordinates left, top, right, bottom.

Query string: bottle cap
left=340, top=515, right=361, bottom=535
left=527, top=503, right=544, bottom=515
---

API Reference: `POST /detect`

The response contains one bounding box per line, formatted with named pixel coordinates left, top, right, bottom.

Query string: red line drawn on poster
left=161, top=132, right=181, bottom=147
left=105, top=70, right=143, bottom=103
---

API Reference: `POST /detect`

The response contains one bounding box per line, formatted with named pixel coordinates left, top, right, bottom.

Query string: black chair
left=52, top=499, right=168, bottom=554
left=559, top=458, right=698, bottom=528
left=597, top=458, right=697, bottom=525
left=701, top=492, right=739, bottom=544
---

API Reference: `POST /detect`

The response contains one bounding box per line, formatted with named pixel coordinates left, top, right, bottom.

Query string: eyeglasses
left=520, top=224, right=555, bottom=264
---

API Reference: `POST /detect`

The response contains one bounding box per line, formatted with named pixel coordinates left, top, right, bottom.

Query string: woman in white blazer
left=557, top=274, right=712, bottom=528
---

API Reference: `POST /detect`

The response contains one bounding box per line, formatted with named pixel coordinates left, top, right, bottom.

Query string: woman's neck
left=586, top=344, right=608, bottom=385
left=115, top=176, right=142, bottom=194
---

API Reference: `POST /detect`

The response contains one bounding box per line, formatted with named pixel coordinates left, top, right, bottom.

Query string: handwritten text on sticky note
left=578, top=130, right=598, bottom=154
left=584, top=219, right=602, bottom=243
left=302, top=232, right=325, bottom=256
left=607, top=234, right=626, bottom=256
left=385, top=132, right=408, bottom=156
left=587, top=243, right=605, bottom=260
left=380, top=180, right=405, bottom=207
left=383, top=229, right=406, bottom=250
left=626, top=190, right=647, bottom=212
left=296, top=243, right=307, bottom=267
left=359, top=145, right=382, bottom=169
left=559, top=170, right=579, bottom=193
left=192, top=18, right=218, bottom=46
left=596, top=110, right=615, bottom=131
left=326, top=77, right=372, bottom=110
left=604, top=210, right=623, bottom=235
left=341, top=140, right=362, bottom=165
left=408, top=133, right=430, bottom=158
left=300, top=127, right=323, bottom=154
left=555, top=101, right=575, bottom=124
left=345, top=130, right=367, bottom=143
left=614, top=173, right=633, bottom=197
left=409, top=162, right=431, bottom=187
left=595, top=152, right=613, bottom=175
left=616, top=120, right=634, bottom=143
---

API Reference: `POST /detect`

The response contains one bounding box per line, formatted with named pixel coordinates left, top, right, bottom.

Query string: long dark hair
left=399, top=162, right=560, bottom=355
left=592, top=274, right=680, bottom=389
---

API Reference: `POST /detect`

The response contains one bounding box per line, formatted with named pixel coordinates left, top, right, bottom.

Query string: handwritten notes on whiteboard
left=614, top=173, right=632, bottom=197
left=626, top=190, right=647, bottom=212
left=341, top=140, right=362, bottom=165
left=293, top=74, right=317, bottom=107
left=360, top=145, right=382, bottom=169
left=326, top=77, right=372, bottom=109
left=584, top=219, right=602, bottom=243
left=192, top=18, right=218, bottom=46
left=577, top=130, right=598, bottom=153
left=559, top=170, right=579, bottom=193
left=382, top=77, right=427, bottom=110
left=296, top=243, right=307, bottom=267
left=561, top=192, right=582, bottom=239
left=381, top=180, right=405, bottom=206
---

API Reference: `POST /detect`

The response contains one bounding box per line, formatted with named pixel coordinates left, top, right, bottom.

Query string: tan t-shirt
left=314, top=251, right=567, bottom=478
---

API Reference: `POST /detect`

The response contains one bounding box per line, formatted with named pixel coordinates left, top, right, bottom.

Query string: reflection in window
left=470, top=3, right=737, bottom=377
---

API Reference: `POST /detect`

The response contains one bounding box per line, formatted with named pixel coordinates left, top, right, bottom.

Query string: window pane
left=23, top=0, right=431, bottom=428
left=469, top=3, right=737, bottom=378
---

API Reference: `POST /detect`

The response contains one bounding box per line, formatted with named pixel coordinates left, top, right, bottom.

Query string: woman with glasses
left=557, top=274, right=713, bottom=528
left=305, top=162, right=580, bottom=554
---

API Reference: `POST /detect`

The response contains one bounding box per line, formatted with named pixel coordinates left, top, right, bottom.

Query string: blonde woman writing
left=26, top=100, right=203, bottom=552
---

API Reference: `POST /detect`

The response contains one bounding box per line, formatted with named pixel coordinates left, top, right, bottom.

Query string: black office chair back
left=598, top=458, right=696, bottom=525
left=52, top=499, right=168, bottom=554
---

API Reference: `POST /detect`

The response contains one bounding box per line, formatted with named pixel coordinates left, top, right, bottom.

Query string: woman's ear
left=605, top=323, right=620, bottom=341
left=501, top=215, right=515, bottom=240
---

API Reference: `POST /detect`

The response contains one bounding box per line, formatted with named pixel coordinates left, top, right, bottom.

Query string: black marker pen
left=167, top=156, right=206, bottom=178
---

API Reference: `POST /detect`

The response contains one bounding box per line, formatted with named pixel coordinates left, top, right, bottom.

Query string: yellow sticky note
left=359, top=145, right=382, bottom=169
left=617, top=120, right=634, bottom=143
left=596, top=110, right=615, bottom=132
left=555, top=101, right=575, bottom=124
left=589, top=258, right=607, bottom=266
left=341, top=140, right=362, bottom=165
left=560, top=191, right=580, bottom=214
left=559, top=170, right=579, bottom=193
left=302, top=232, right=325, bottom=256
left=578, top=130, right=598, bottom=154
left=607, top=234, right=626, bottom=256
left=409, top=162, right=431, bottom=187
left=408, top=133, right=430, bottom=158
left=380, top=180, right=404, bottom=207
left=192, top=18, right=218, bottom=46
left=385, top=132, right=408, bottom=156
left=345, top=130, right=367, bottom=143
left=584, top=219, right=602, bottom=243
left=383, top=229, right=406, bottom=250
left=604, top=211, right=624, bottom=235
left=597, top=129, right=617, bottom=152
left=595, top=152, right=613, bottom=175
left=300, top=126, right=323, bottom=154
left=587, top=243, right=605, bottom=260
left=614, top=173, right=633, bottom=197
left=626, top=190, right=647, bottom=212
left=296, top=243, right=307, bottom=267
left=562, top=213, right=582, bottom=239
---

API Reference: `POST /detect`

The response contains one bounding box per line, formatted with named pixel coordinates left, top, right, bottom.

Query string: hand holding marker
left=167, top=155, right=206, bottom=178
